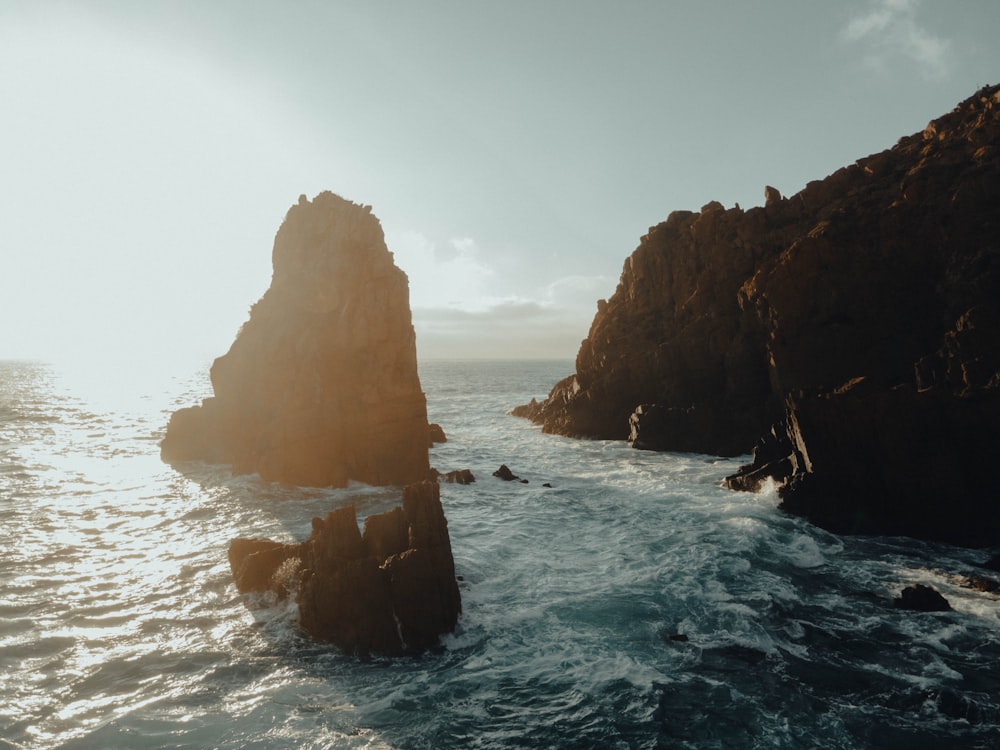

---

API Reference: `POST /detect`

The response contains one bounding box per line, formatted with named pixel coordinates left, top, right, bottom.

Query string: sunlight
left=0, top=9, right=315, bottom=367
left=386, top=228, right=498, bottom=311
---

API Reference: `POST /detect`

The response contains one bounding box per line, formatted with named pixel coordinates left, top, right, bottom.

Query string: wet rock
left=228, top=480, right=461, bottom=655
left=894, top=584, right=952, bottom=612
left=515, top=84, right=1000, bottom=546
left=428, top=423, right=447, bottom=445
left=723, top=419, right=798, bottom=492
left=962, top=575, right=1000, bottom=594
left=429, top=467, right=475, bottom=484
left=228, top=538, right=303, bottom=595
left=730, top=378, right=1000, bottom=546
left=493, top=464, right=519, bottom=481
left=509, top=397, right=542, bottom=421
left=446, top=469, right=475, bottom=484
left=162, top=192, right=430, bottom=488
left=982, top=554, right=1000, bottom=572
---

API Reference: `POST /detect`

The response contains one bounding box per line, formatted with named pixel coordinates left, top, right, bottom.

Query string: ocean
left=2, top=358, right=999, bottom=749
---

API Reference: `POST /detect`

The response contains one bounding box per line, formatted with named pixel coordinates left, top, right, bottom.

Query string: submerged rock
left=894, top=584, right=952, bottom=612
left=514, top=84, right=1000, bottom=546
left=428, top=423, right=448, bottom=445
left=229, top=480, right=461, bottom=655
left=982, top=554, right=1000, bottom=572
left=962, top=575, right=999, bottom=594
left=429, top=468, right=475, bottom=484
left=493, top=464, right=519, bottom=481
left=161, top=191, right=430, bottom=488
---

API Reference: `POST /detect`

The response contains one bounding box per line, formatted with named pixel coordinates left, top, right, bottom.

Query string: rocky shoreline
left=514, top=84, right=1000, bottom=547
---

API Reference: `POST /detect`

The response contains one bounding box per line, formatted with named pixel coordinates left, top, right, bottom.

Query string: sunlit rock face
left=228, top=481, right=462, bottom=656
left=161, top=191, right=430, bottom=487
left=515, top=84, right=1000, bottom=545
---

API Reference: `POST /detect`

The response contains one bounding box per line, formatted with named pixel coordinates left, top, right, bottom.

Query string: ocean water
left=2, top=358, right=1000, bottom=750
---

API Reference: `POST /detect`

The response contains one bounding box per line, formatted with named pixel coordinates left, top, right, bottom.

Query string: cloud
left=842, top=0, right=950, bottom=80
left=542, top=274, right=617, bottom=310
left=385, top=226, right=615, bottom=358
left=409, top=274, right=617, bottom=359
left=386, top=229, right=500, bottom=311
left=412, top=300, right=588, bottom=359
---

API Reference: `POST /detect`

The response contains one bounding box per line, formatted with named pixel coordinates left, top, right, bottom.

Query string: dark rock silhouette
left=514, top=84, right=1000, bottom=546
left=428, top=423, right=448, bottom=445
left=894, top=584, right=952, bottom=612
left=228, top=538, right=304, bottom=597
left=628, top=403, right=730, bottom=455
left=229, top=480, right=461, bottom=655
left=983, top=554, right=1000, bottom=572
left=731, top=377, right=1000, bottom=546
left=493, top=464, right=519, bottom=481
left=161, top=192, right=430, bottom=488
left=430, top=468, right=475, bottom=484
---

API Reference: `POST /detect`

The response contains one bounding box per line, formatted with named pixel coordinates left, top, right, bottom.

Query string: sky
left=2, top=0, right=999, bottom=373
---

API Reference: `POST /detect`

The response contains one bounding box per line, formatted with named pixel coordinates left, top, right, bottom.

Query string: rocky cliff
left=161, top=191, right=430, bottom=488
left=514, top=85, right=1000, bottom=545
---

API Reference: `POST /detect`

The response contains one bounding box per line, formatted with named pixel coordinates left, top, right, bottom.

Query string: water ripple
left=1, top=360, right=999, bottom=748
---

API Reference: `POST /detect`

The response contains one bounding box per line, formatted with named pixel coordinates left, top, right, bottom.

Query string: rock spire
left=161, top=191, right=430, bottom=488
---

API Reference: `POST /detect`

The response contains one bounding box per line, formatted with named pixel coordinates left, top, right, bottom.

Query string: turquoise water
left=2, top=358, right=999, bottom=749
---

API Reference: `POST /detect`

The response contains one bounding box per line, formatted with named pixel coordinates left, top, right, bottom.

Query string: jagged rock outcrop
left=429, top=468, right=475, bottom=484
left=727, top=372, right=1000, bottom=545
left=515, top=84, right=1000, bottom=545
left=894, top=584, right=952, bottom=612
left=229, top=480, right=461, bottom=655
left=161, top=192, right=430, bottom=487
left=428, top=423, right=447, bottom=446
left=511, top=197, right=786, bottom=452
left=492, top=464, right=520, bottom=482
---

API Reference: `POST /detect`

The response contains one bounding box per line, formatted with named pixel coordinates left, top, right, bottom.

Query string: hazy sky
left=2, top=1, right=999, bottom=371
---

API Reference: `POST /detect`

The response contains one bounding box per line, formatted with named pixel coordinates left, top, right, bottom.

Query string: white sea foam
left=783, top=533, right=827, bottom=568
left=2, top=359, right=1000, bottom=748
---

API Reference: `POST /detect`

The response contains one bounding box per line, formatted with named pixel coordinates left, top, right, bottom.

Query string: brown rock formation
left=161, top=192, right=430, bottom=487
left=512, top=199, right=783, bottom=453
left=429, top=468, right=476, bottom=484
left=428, top=423, right=447, bottom=445
left=229, top=480, right=461, bottom=655
left=515, top=84, right=1000, bottom=545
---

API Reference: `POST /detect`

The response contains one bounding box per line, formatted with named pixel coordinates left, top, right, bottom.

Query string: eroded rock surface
left=514, top=85, right=1000, bottom=545
left=229, top=480, right=461, bottom=655
left=161, top=192, right=430, bottom=487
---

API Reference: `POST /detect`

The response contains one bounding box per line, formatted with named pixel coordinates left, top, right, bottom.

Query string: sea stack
left=228, top=481, right=462, bottom=656
left=161, top=191, right=430, bottom=488
left=513, top=84, right=1000, bottom=546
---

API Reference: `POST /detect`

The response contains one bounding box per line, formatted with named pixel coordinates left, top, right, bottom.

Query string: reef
left=229, top=480, right=462, bottom=655
left=161, top=192, right=430, bottom=488
left=514, top=84, right=1000, bottom=546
